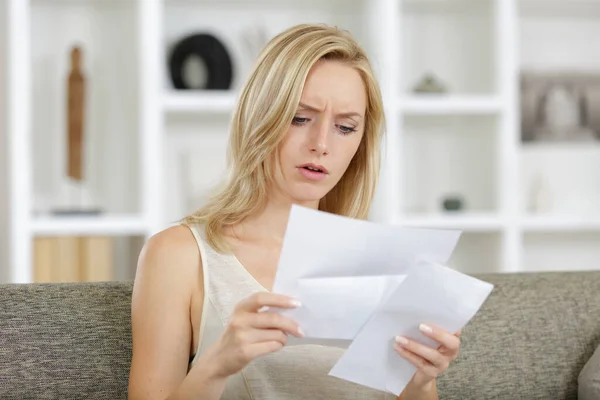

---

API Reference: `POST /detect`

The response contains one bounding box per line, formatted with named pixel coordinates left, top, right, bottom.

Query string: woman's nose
left=309, top=121, right=329, bottom=155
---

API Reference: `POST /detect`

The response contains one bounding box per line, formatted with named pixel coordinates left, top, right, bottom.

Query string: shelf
left=32, top=214, right=149, bottom=236
left=401, top=0, right=495, bottom=95
left=519, top=146, right=600, bottom=219
left=399, top=95, right=502, bottom=115
left=166, top=0, right=353, bottom=5
left=401, top=114, right=499, bottom=215
left=398, top=213, right=504, bottom=232
left=163, top=0, right=375, bottom=95
left=523, top=231, right=600, bottom=272
left=520, top=0, right=600, bottom=18
left=448, top=231, right=502, bottom=273
left=164, top=92, right=503, bottom=116
left=5, top=0, right=600, bottom=284
left=403, top=0, right=486, bottom=12
left=30, top=0, right=141, bottom=216
left=164, top=91, right=237, bottom=113
left=521, top=216, right=600, bottom=232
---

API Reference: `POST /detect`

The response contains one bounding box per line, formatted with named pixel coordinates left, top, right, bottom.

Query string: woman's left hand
left=394, top=324, right=461, bottom=389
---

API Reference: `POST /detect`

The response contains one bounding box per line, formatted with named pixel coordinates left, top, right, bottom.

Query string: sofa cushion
left=436, top=271, right=600, bottom=400
left=1, top=271, right=600, bottom=399
left=579, top=344, right=600, bottom=399
left=0, top=282, right=133, bottom=400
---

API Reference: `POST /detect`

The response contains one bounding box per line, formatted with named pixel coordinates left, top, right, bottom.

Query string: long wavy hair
left=183, top=24, right=386, bottom=252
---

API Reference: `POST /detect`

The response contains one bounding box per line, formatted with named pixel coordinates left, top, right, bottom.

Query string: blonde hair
left=183, top=24, right=386, bottom=252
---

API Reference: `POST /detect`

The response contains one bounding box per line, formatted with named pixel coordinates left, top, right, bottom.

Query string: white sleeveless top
left=187, top=223, right=394, bottom=400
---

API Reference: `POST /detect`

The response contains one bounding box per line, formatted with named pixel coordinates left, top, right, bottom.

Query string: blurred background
left=1, top=0, right=599, bottom=284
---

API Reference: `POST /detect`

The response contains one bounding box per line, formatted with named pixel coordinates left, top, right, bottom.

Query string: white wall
left=163, top=114, right=231, bottom=224
left=0, top=1, right=9, bottom=283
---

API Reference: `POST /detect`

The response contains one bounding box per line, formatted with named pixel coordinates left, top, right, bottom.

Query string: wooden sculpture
left=34, top=46, right=114, bottom=283
left=67, top=46, right=85, bottom=181
left=55, top=44, right=100, bottom=215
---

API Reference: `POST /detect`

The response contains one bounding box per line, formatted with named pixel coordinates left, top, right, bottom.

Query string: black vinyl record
left=168, top=33, right=233, bottom=90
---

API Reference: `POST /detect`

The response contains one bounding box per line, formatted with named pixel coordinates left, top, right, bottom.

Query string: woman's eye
left=339, top=125, right=357, bottom=134
left=292, top=117, right=309, bottom=125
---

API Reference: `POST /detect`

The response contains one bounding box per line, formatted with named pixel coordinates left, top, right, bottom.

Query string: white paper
left=271, top=205, right=494, bottom=395
left=273, top=205, right=461, bottom=340
left=328, top=259, right=494, bottom=396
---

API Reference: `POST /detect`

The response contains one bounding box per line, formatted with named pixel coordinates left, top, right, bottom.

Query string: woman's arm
left=394, top=324, right=462, bottom=400
left=128, top=226, right=227, bottom=400
left=397, top=378, right=438, bottom=400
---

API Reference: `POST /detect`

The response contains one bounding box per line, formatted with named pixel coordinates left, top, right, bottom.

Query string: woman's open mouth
left=298, top=163, right=328, bottom=181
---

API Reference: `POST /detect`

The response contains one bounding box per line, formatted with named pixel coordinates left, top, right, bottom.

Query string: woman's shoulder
left=142, top=224, right=200, bottom=259
left=135, top=224, right=204, bottom=292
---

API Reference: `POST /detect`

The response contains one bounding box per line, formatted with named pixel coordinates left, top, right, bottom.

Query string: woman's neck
left=232, top=194, right=318, bottom=245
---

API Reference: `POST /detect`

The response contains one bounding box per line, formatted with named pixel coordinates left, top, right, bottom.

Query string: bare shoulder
left=137, top=224, right=200, bottom=273
left=128, top=224, right=203, bottom=400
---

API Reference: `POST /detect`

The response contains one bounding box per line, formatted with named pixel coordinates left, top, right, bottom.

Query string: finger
left=245, top=328, right=289, bottom=346
left=418, top=324, right=461, bottom=355
left=394, top=336, right=448, bottom=370
left=248, top=311, right=304, bottom=338
left=237, top=292, right=301, bottom=313
left=394, top=344, right=439, bottom=378
left=242, top=341, right=284, bottom=361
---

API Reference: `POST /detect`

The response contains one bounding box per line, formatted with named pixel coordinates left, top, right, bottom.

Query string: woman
left=128, top=24, right=461, bottom=400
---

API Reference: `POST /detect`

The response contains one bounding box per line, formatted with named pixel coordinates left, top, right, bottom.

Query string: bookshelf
left=3, top=0, right=162, bottom=283
left=2, top=0, right=600, bottom=283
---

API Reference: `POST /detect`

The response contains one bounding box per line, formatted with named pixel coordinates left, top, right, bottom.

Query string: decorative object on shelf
left=413, top=73, right=448, bottom=94
left=52, top=45, right=102, bottom=217
left=521, top=71, right=600, bottom=143
left=441, top=195, right=465, bottom=212
left=67, top=46, right=84, bottom=183
left=168, top=33, right=233, bottom=90
left=527, top=172, right=553, bottom=213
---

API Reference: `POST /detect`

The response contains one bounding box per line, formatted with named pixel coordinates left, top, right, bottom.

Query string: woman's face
left=273, top=60, right=367, bottom=207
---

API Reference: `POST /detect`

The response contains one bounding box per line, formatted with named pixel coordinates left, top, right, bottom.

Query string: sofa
left=1, top=270, right=599, bottom=400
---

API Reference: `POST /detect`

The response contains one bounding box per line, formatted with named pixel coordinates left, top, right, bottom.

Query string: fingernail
left=419, top=323, right=433, bottom=333
left=395, top=336, right=409, bottom=345
left=289, top=299, right=302, bottom=308
left=297, top=326, right=305, bottom=337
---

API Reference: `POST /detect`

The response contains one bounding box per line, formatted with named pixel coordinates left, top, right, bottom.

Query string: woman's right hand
left=205, top=292, right=304, bottom=379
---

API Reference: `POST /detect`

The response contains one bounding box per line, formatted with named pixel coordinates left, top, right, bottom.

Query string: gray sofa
left=1, top=270, right=599, bottom=399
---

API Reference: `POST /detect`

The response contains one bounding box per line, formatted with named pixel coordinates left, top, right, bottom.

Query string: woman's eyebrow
left=298, top=102, right=363, bottom=119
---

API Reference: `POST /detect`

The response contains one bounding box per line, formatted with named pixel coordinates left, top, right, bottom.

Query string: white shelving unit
left=31, top=214, right=149, bottom=236
left=3, top=0, right=600, bottom=283
left=164, top=90, right=237, bottom=114
left=400, top=95, right=503, bottom=115
left=3, top=0, right=163, bottom=283
left=0, top=0, right=9, bottom=284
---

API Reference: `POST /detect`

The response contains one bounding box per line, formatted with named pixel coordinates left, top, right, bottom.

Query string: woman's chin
left=288, top=189, right=328, bottom=207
